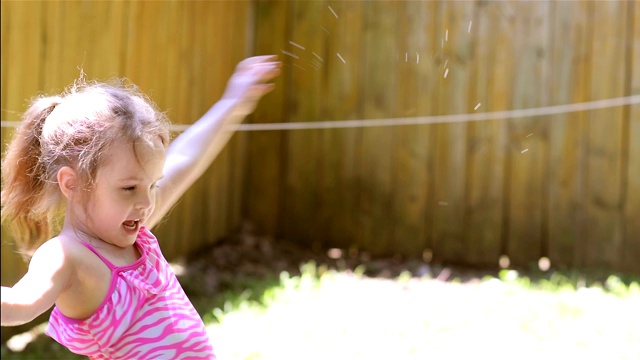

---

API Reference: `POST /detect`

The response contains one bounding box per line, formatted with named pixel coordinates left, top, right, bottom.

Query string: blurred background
left=1, top=0, right=639, bottom=358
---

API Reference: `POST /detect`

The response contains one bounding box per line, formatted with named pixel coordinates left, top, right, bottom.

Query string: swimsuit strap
left=79, top=241, right=117, bottom=271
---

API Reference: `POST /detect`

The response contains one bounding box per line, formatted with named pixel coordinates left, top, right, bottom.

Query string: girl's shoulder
left=40, top=232, right=113, bottom=276
left=32, top=234, right=84, bottom=268
left=49, top=233, right=92, bottom=260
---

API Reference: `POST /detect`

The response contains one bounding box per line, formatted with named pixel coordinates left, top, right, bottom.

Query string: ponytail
left=1, top=96, right=64, bottom=257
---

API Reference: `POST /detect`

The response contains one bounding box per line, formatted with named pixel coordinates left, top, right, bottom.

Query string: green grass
left=3, top=263, right=639, bottom=360
left=205, top=263, right=640, bottom=360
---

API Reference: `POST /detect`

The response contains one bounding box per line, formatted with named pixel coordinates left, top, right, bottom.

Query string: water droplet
left=328, top=5, right=338, bottom=19
left=281, top=50, right=299, bottom=59
left=312, top=52, right=324, bottom=62
left=289, top=41, right=305, bottom=50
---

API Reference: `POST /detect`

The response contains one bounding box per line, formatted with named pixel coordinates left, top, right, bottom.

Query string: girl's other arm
left=1, top=239, right=73, bottom=326
left=146, top=55, right=281, bottom=229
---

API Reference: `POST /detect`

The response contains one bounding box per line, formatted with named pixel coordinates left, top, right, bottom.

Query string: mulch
left=176, top=221, right=500, bottom=302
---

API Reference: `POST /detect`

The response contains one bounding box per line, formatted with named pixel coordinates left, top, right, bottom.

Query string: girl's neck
left=60, top=217, right=129, bottom=252
left=60, top=220, right=101, bottom=247
left=61, top=218, right=142, bottom=265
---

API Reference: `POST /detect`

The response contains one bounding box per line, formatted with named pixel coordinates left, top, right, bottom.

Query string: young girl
left=1, top=55, right=281, bottom=359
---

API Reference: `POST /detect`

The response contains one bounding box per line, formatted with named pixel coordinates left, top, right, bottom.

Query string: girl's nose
left=136, top=192, right=153, bottom=210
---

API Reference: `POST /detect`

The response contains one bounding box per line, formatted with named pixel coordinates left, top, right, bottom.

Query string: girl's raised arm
left=146, top=55, right=281, bottom=229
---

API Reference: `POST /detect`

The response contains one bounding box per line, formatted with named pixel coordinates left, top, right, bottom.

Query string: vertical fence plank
left=0, top=0, right=14, bottom=160
left=585, top=0, right=628, bottom=271
left=357, top=1, right=398, bottom=255
left=623, top=0, right=640, bottom=274
left=2, top=1, right=43, bottom=119
left=390, top=1, right=438, bottom=257
left=228, top=0, right=254, bottom=231
left=196, top=0, right=222, bottom=248
left=175, top=0, right=202, bottom=256
left=173, top=1, right=199, bottom=257
left=192, top=0, right=242, bottom=252
left=482, top=2, right=516, bottom=268
left=215, top=0, right=249, bottom=242
left=245, top=0, right=288, bottom=236
left=464, top=1, right=506, bottom=267
left=83, top=1, right=129, bottom=81
left=40, top=1, right=67, bottom=92
left=431, top=1, right=473, bottom=264
left=316, top=1, right=365, bottom=250
left=547, top=1, right=590, bottom=270
left=0, top=0, right=8, bottom=122
left=280, top=0, right=325, bottom=245
left=504, top=1, right=551, bottom=268
left=42, top=1, right=129, bottom=89
left=0, top=21, right=26, bottom=292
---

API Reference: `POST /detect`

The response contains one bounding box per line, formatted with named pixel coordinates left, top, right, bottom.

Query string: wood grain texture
left=585, top=0, right=628, bottom=271
left=244, top=0, right=288, bottom=237
left=430, top=1, right=473, bottom=264
left=464, top=0, right=506, bottom=267
left=623, top=0, right=640, bottom=274
left=547, top=1, right=591, bottom=270
left=317, top=1, right=365, bottom=251
left=358, top=1, right=399, bottom=255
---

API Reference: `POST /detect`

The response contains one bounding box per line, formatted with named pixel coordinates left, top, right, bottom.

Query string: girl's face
left=74, top=137, right=166, bottom=248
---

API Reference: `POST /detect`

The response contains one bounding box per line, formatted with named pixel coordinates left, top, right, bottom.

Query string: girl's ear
left=57, top=166, right=78, bottom=200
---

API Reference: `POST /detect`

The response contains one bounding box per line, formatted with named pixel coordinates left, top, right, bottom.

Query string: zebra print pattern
left=46, top=227, right=216, bottom=359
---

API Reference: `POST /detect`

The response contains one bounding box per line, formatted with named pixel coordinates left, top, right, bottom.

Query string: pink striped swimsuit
left=46, top=227, right=216, bottom=359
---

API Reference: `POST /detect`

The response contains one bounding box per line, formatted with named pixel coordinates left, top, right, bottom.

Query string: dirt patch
left=176, top=222, right=499, bottom=304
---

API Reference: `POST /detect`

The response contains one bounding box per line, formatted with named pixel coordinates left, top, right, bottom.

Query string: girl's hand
left=221, top=55, right=281, bottom=118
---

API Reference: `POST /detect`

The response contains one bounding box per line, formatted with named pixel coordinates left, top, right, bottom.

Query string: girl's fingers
left=247, top=64, right=281, bottom=82
left=238, top=55, right=279, bottom=70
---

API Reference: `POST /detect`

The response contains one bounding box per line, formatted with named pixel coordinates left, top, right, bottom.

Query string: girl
left=1, top=55, right=281, bottom=359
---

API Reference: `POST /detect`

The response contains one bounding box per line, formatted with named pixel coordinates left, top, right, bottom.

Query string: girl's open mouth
left=123, top=219, right=140, bottom=231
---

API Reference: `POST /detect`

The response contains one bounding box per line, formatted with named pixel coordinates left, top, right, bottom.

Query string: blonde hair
left=1, top=79, right=171, bottom=256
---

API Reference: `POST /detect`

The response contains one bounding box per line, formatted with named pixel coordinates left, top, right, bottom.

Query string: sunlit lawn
left=208, top=265, right=639, bottom=360
left=3, top=264, right=639, bottom=360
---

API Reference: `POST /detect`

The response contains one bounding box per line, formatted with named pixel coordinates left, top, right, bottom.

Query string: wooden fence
left=1, top=0, right=639, bottom=310
left=244, top=0, right=640, bottom=274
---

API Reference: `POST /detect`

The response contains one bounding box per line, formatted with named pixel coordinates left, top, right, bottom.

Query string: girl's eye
left=123, top=183, right=158, bottom=192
